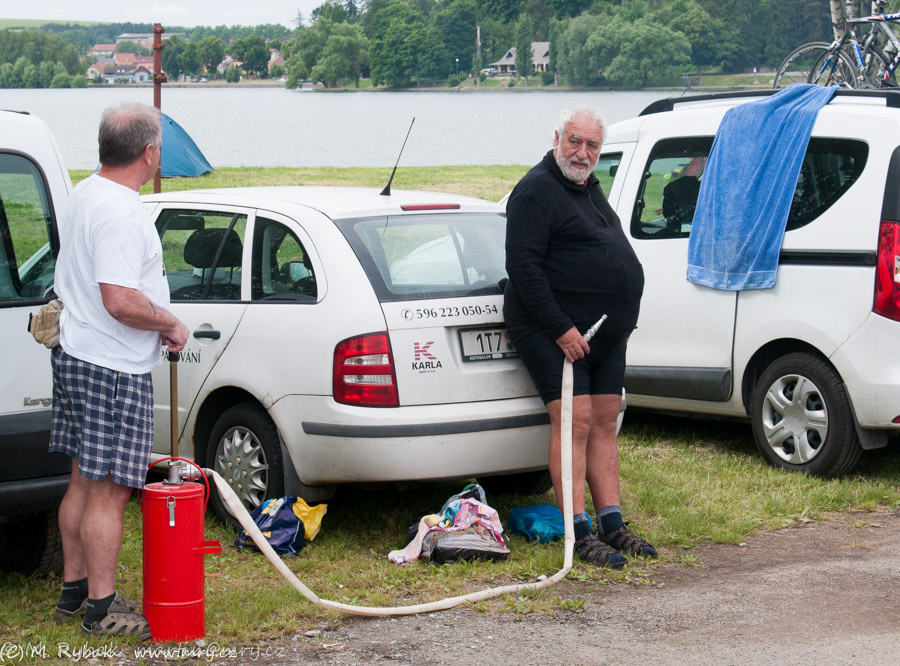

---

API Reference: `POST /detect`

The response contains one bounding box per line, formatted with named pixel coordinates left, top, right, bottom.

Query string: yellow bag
left=28, top=299, right=62, bottom=349
left=291, top=497, right=328, bottom=541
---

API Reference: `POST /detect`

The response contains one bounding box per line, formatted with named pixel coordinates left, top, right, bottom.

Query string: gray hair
left=553, top=105, right=607, bottom=145
left=98, top=102, right=161, bottom=167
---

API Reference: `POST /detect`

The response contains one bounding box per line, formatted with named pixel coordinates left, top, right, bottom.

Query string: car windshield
left=336, top=212, right=508, bottom=301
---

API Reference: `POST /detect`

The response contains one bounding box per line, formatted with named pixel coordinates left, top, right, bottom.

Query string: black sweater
left=503, top=150, right=644, bottom=342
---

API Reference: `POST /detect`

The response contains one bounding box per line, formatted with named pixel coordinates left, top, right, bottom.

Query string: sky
left=2, top=1, right=324, bottom=28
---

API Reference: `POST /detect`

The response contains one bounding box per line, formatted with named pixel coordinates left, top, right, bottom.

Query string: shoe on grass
left=53, top=598, right=87, bottom=623
left=574, top=533, right=627, bottom=568
left=81, top=594, right=151, bottom=640
left=599, top=523, right=658, bottom=558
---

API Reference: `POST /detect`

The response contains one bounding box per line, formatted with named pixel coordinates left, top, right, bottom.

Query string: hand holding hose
left=555, top=327, right=590, bottom=362
left=555, top=314, right=608, bottom=361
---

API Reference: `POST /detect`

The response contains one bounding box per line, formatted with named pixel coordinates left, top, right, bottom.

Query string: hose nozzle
left=583, top=315, right=607, bottom=343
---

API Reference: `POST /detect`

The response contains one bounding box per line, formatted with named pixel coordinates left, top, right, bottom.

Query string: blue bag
left=235, top=496, right=305, bottom=556
left=507, top=504, right=592, bottom=543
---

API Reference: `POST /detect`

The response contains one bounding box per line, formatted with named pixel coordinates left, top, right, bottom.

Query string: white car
left=141, top=186, right=565, bottom=521
left=594, top=89, right=900, bottom=476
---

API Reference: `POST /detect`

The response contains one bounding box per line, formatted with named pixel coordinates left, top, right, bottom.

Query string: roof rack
left=639, top=88, right=900, bottom=116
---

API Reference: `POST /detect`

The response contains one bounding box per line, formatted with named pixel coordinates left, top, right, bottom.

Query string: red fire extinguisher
left=141, top=353, right=221, bottom=643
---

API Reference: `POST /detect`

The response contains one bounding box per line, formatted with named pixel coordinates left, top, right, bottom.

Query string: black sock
left=598, top=506, right=625, bottom=536
left=57, top=577, right=88, bottom=611
left=573, top=513, right=592, bottom=540
left=83, top=593, right=116, bottom=625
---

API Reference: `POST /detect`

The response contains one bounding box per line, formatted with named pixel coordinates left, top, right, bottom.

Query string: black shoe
left=599, top=523, right=658, bottom=558
left=574, top=533, right=627, bottom=568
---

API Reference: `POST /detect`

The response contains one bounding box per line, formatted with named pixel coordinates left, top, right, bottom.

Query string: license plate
left=458, top=327, right=518, bottom=361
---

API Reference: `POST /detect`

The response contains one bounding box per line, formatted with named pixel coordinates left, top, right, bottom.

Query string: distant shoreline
left=95, top=80, right=764, bottom=93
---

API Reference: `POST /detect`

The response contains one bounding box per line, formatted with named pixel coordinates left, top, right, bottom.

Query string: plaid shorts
left=49, top=347, right=155, bottom=489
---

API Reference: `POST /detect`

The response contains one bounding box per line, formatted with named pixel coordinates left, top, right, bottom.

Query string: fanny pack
left=28, top=299, right=62, bottom=349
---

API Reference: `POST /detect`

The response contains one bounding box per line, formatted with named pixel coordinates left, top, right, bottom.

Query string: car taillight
left=874, top=220, right=900, bottom=322
left=333, top=333, right=399, bottom=407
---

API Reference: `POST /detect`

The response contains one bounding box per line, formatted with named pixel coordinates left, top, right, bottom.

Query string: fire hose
left=205, top=316, right=607, bottom=617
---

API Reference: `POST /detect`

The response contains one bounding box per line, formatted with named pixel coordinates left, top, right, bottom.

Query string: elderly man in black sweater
left=503, top=106, right=656, bottom=567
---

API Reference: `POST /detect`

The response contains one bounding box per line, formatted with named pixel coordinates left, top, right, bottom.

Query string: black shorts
left=514, top=328, right=630, bottom=404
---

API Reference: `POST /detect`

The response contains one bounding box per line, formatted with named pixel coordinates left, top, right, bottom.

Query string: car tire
left=478, top=470, right=553, bottom=498
left=750, top=352, right=862, bottom=477
left=206, top=403, right=285, bottom=526
left=0, top=509, right=63, bottom=577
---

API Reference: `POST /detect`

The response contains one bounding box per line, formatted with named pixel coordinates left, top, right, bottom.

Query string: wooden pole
left=152, top=23, right=168, bottom=194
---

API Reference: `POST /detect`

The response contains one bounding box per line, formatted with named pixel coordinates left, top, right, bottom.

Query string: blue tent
left=161, top=113, right=213, bottom=177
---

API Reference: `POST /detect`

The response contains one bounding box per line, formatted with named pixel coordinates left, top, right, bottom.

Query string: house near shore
left=104, top=64, right=151, bottom=83
left=490, top=41, right=550, bottom=75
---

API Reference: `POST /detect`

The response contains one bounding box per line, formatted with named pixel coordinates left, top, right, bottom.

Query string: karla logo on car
left=412, top=341, right=442, bottom=372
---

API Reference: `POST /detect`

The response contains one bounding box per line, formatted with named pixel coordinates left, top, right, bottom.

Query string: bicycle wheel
left=809, top=47, right=858, bottom=87
left=773, top=42, right=856, bottom=88
left=861, top=45, right=898, bottom=87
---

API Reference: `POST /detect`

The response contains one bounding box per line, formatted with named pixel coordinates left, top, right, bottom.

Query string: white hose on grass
left=209, top=315, right=607, bottom=617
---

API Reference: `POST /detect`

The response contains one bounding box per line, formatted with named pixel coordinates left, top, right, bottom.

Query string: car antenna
left=380, top=117, right=415, bottom=196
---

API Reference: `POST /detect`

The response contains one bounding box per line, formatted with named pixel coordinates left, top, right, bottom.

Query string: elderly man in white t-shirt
left=49, top=102, right=188, bottom=640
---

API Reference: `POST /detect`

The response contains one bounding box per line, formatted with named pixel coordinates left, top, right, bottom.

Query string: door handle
left=193, top=330, right=221, bottom=340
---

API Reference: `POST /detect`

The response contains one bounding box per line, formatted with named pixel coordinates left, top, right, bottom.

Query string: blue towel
left=686, top=84, right=836, bottom=290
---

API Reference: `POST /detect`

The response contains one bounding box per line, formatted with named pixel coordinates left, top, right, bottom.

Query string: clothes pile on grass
left=389, top=484, right=510, bottom=565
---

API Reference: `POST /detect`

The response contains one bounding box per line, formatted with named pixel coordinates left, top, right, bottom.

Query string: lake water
left=3, top=87, right=671, bottom=170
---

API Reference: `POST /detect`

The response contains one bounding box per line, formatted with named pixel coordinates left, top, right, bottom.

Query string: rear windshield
left=336, top=212, right=508, bottom=302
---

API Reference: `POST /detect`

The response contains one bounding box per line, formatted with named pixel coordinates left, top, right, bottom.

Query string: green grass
left=5, top=166, right=900, bottom=650
left=4, top=414, right=900, bottom=650
left=70, top=165, right=529, bottom=203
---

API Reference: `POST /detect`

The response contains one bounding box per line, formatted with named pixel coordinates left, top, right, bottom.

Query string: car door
left=617, top=137, right=738, bottom=405
left=149, top=205, right=251, bottom=455
left=0, top=152, right=69, bottom=480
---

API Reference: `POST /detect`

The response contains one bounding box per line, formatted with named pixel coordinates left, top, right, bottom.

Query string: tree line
left=5, top=0, right=900, bottom=89
left=284, top=0, right=894, bottom=88
left=0, top=30, right=87, bottom=88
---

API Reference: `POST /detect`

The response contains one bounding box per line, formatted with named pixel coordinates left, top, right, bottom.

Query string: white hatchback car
left=140, top=186, right=559, bottom=521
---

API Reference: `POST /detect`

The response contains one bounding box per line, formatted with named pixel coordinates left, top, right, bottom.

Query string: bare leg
left=59, top=461, right=132, bottom=599
left=546, top=395, right=593, bottom=515
left=58, top=460, right=89, bottom=582
left=585, top=393, right=623, bottom=512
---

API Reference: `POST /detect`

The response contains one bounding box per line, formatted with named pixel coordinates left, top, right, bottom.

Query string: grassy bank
left=70, top=165, right=530, bottom=203
left=4, top=166, right=900, bottom=652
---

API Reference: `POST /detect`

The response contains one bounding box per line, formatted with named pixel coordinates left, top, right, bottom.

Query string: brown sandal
left=574, top=533, right=626, bottom=568
left=81, top=594, right=151, bottom=640
left=599, top=523, right=658, bottom=557
left=53, top=598, right=87, bottom=623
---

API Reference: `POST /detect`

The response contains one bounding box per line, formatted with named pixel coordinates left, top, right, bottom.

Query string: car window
left=251, top=216, right=317, bottom=301
left=337, top=212, right=507, bottom=302
left=156, top=209, right=246, bottom=301
left=787, top=138, right=867, bottom=231
left=631, top=137, right=869, bottom=240
left=0, top=153, right=56, bottom=303
left=631, top=137, right=712, bottom=240
left=594, top=152, right=622, bottom=195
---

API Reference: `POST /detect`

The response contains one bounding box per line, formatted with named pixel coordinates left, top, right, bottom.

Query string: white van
left=0, top=110, right=72, bottom=575
left=598, top=89, right=900, bottom=476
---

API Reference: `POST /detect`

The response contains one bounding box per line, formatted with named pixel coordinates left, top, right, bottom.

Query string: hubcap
left=760, top=373, right=828, bottom=465
left=214, top=426, right=269, bottom=510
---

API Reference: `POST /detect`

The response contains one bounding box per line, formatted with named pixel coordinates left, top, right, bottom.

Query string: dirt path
left=267, top=509, right=900, bottom=664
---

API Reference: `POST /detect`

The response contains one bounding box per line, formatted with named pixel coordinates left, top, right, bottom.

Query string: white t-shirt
left=56, top=174, right=170, bottom=374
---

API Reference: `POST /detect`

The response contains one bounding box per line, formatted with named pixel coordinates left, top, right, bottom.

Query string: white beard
left=555, top=153, right=592, bottom=183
